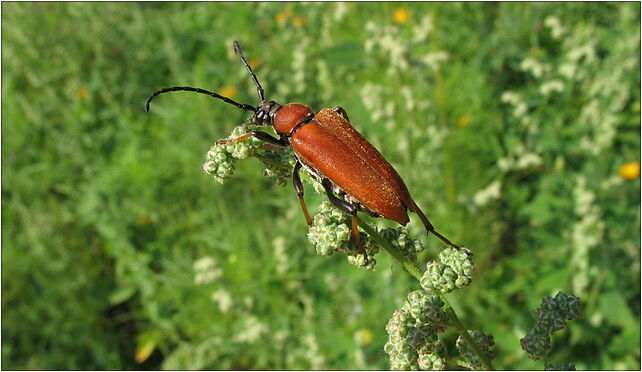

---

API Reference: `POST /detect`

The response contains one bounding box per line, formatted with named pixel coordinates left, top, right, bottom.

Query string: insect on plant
left=146, top=41, right=467, bottom=262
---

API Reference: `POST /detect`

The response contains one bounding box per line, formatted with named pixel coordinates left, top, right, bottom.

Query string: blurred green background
left=2, top=2, right=640, bottom=370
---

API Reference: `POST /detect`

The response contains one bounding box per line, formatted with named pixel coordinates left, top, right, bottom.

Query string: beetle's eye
left=260, top=110, right=266, bottom=119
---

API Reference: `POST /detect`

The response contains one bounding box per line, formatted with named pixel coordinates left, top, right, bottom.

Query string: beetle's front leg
left=332, top=106, right=350, bottom=122
left=293, top=161, right=312, bottom=226
left=321, top=179, right=368, bottom=263
left=216, top=131, right=288, bottom=147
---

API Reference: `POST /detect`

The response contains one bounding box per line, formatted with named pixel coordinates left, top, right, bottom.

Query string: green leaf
left=321, top=42, right=364, bottom=66
left=607, top=324, right=641, bottom=356
left=109, top=285, right=137, bottom=306
left=598, top=291, right=635, bottom=327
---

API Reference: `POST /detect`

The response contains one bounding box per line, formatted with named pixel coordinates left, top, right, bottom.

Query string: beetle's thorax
left=273, top=103, right=313, bottom=135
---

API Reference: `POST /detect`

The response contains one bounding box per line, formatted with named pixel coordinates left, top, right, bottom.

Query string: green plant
left=520, top=292, right=581, bottom=369
left=3, top=2, right=638, bottom=370
left=201, top=124, right=582, bottom=370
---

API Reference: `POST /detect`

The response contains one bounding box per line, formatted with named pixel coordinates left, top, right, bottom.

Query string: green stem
left=358, top=220, right=494, bottom=371
left=358, top=221, right=422, bottom=281
left=447, top=310, right=494, bottom=371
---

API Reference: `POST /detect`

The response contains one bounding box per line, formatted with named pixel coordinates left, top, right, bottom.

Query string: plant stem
left=447, top=310, right=494, bottom=370
left=358, top=221, right=423, bottom=281
left=358, top=220, right=494, bottom=371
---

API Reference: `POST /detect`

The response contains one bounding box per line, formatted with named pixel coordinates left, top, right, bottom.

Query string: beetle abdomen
left=314, top=109, right=415, bottom=209
left=291, top=123, right=410, bottom=225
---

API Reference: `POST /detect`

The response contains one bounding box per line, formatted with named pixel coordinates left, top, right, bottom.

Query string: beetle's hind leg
left=410, top=201, right=472, bottom=256
left=293, top=161, right=312, bottom=226
left=321, top=179, right=368, bottom=263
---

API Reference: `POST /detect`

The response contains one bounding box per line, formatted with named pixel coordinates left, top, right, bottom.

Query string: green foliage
left=457, top=330, right=496, bottom=370
left=2, top=2, right=639, bottom=370
left=521, top=292, right=581, bottom=366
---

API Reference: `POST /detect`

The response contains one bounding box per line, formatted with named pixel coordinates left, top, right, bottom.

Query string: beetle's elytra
left=146, top=41, right=465, bottom=261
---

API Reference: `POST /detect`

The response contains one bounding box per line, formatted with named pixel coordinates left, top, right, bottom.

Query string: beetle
left=146, top=41, right=465, bottom=262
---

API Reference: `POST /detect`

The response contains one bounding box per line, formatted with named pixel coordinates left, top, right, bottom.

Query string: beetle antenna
left=233, top=41, right=265, bottom=102
left=145, top=86, right=257, bottom=112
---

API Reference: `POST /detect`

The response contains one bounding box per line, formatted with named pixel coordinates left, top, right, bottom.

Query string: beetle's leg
left=410, top=201, right=473, bottom=256
left=216, top=131, right=288, bottom=147
left=222, top=124, right=277, bottom=149
left=350, top=214, right=362, bottom=257
left=293, top=161, right=312, bottom=226
left=321, top=179, right=368, bottom=262
left=332, top=106, right=350, bottom=122
left=231, top=122, right=270, bottom=132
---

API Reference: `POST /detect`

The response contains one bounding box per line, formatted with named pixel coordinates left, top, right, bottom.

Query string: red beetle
left=146, top=41, right=463, bottom=261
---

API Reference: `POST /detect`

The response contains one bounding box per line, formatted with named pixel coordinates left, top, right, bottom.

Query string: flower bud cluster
left=307, top=201, right=378, bottom=270
left=420, top=247, right=474, bottom=293
left=203, top=144, right=236, bottom=183
left=380, top=227, right=425, bottom=263
left=520, top=292, right=581, bottom=360
left=456, top=330, right=495, bottom=369
left=405, top=291, right=448, bottom=326
left=384, top=290, right=449, bottom=370
left=546, top=362, right=576, bottom=370
left=203, top=125, right=294, bottom=185
left=255, top=147, right=296, bottom=186
left=417, top=347, right=446, bottom=370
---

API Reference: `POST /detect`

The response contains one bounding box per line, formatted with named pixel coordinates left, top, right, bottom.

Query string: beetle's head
left=250, top=100, right=281, bottom=126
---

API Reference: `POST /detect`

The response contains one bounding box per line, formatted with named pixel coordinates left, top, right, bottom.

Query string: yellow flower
left=219, top=86, right=238, bottom=98
left=276, top=7, right=293, bottom=24
left=293, top=16, right=307, bottom=27
left=249, top=58, right=262, bottom=69
left=135, top=331, right=159, bottom=364
left=77, top=88, right=88, bottom=100
left=619, top=161, right=640, bottom=180
left=137, top=215, right=151, bottom=226
left=135, top=342, right=154, bottom=364
left=393, top=8, right=410, bottom=25
left=275, top=12, right=287, bottom=24
left=457, top=115, right=471, bottom=127
left=354, top=328, right=373, bottom=346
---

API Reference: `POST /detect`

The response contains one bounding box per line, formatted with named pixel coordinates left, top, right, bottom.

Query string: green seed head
left=307, top=201, right=378, bottom=270
left=546, top=362, right=576, bottom=370
left=380, top=227, right=425, bottom=263
left=389, top=353, right=413, bottom=371
left=227, top=125, right=262, bottom=159
left=385, top=290, right=449, bottom=370
left=256, top=148, right=296, bottom=186
left=520, top=327, right=550, bottom=360
left=203, top=124, right=295, bottom=185
left=521, top=293, right=580, bottom=362
left=420, top=247, right=474, bottom=293
left=456, top=330, right=495, bottom=369
left=203, top=145, right=236, bottom=183
left=417, top=350, right=446, bottom=370
left=533, top=292, right=581, bottom=334
left=554, top=292, right=581, bottom=321
left=406, top=291, right=447, bottom=326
